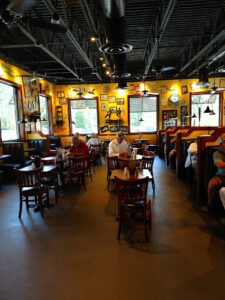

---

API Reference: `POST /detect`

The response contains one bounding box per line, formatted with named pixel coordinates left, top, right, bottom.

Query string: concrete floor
left=0, top=157, right=225, bottom=300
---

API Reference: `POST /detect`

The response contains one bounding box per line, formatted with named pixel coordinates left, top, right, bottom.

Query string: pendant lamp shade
left=191, top=113, right=197, bottom=118
left=204, top=106, right=211, bottom=113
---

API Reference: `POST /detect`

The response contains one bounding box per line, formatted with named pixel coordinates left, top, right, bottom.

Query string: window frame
left=0, top=78, right=21, bottom=143
left=68, top=97, right=99, bottom=136
left=39, top=94, right=51, bottom=135
left=190, top=91, right=222, bottom=127
left=128, top=95, right=159, bottom=134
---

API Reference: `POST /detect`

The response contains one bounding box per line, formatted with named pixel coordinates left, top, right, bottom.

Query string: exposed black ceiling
left=0, top=0, right=225, bottom=85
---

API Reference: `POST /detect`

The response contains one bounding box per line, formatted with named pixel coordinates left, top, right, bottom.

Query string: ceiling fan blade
left=21, top=16, right=67, bottom=33
left=161, top=66, right=176, bottom=72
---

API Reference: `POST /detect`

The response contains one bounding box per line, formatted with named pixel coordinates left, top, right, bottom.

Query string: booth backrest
left=203, top=146, right=219, bottom=196
left=28, top=139, right=46, bottom=156
left=180, top=139, right=196, bottom=180
left=3, top=142, right=25, bottom=165
left=49, top=136, right=62, bottom=149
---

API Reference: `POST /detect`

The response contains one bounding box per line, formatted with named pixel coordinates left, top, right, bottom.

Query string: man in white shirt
left=87, top=133, right=99, bottom=147
left=108, top=131, right=129, bottom=156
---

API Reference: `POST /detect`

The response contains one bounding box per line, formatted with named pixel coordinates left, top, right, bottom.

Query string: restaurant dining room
left=1, top=0, right=225, bottom=299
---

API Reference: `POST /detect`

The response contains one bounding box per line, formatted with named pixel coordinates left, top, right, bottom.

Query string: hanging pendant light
left=139, top=117, right=144, bottom=122
left=209, top=110, right=215, bottom=115
left=191, top=113, right=197, bottom=118
left=204, top=106, right=212, bottom=113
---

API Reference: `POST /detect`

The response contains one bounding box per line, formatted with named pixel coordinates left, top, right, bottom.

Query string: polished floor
left=0, top=157, right=225, bottom=300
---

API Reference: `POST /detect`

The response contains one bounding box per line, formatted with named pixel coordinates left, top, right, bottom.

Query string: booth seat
left=0, top=142, right=32, bottom=180
left=28, top=139, right=46, bottom=156
left=180, top=139, right=196, bottom=181
left=49, top=136, right=62, bottom=149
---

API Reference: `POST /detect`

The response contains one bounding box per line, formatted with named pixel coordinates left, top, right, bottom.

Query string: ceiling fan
left=151, top=44, right=176, bottom=79
left=0, top=0, right=67, bottom=33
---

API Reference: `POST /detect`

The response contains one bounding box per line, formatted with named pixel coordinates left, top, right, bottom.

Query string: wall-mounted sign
left=169, top=94, right=179, bottom=103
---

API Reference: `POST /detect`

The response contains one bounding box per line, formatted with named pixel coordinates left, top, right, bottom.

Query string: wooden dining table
left=111, top=168, right=152, bottom=180
left=0, top=154, right=11, bottom=160
left=20, top=165, right=57, bottom=173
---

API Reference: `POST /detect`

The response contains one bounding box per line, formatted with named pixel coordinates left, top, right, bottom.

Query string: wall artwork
left=162, top=110, right=177, bottom=129
left=180, top=106, right=188, bottom=125
left=181, top=85, right=188, bottom=94
left=57, top=91, right=65, bottom=98
left=101, top=103, right=108, bottom=111
left=220, top=79, right=225, bottom=88
left=22, top=76, right=32, bottom=98
left=100, top=125, right=109, bottom=133
left=59, top=98, right=67, bottom=105
left=109, top=107, right=117, bottom=113
left=117, top=98, right=124, bottom=105
left=108, top=96, right=116, bottom=103
left=119, top=126, right=128, bottom=132
left=110, top=126, right=119, bottom=132
left=100, top=94, right=108, bottom=101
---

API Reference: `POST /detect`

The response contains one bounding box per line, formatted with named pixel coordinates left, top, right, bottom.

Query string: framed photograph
left=162, top=110, right=177, bottom=129
left=22, top=76, right=32, bottom=98
left=32, top=100, right=36, bottom=110
left=180, top=106, right=188, bottom=125
left=59, top=98, right=67, bottom=105
left=100, top=125, right=109, bottom=133
left=100, top=94, right=108, bottom=101
left=108, top=96, right=116, bottom=103
left=57, top=91, right=65, bottom=98
left=110, top=126, right=119, bottom=132
left=28, top=101, right=32, bottom=111
left=101, top=103, right=108, bottom=111
left=181, top=85, right=188, bottom=94
left=117, top=98, right=124, bottom=105
left=30, top=78, right=38, bottom=88
left=119, top=126, right=128, bottom=132
left=109, top=107, right=117, bottom=113
left=220, top=79, right=225, bottom=88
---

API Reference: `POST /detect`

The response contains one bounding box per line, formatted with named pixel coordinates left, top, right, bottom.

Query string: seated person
left=185, top=142, right=197, bottom=177
left=108, top=131, right=129, bottom=156
left=203, top=134, right=225, bottom=211
left=219, top=188, right=225, bottom=225
left=68, top=135, right=90, bottom=158
left=168, top=136, right=176, bottom=168
left=87, top=133, right=100, bottom=147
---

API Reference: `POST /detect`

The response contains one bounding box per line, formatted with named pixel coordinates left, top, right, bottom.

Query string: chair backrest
left=41, top=157, right=57, bottom=165
left=28, top=139, right=46, bottom=156
left=106, top=155, right=119, bottom=171
left=141, top=156, right=155, bottom=173
left=69, top=155, right=86, bottom=172
left=90, top=144, right=101, bottom=152
left=15, top=167, right=42, bottom=190
left=143, top=150, right=155, bottom=157
left=115, top=177, right=149, bottom=205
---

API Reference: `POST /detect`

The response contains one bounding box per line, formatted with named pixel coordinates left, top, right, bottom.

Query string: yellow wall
left=0, top=57, right=225, bottom=148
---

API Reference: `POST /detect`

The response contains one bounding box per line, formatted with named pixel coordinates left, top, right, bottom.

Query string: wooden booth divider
left=158, top=126, right=176, bottom=159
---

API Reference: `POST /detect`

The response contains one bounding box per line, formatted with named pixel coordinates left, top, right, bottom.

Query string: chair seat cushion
left=22, top=185, right=47, bottom=195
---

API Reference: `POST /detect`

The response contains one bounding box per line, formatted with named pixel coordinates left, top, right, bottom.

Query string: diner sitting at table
left=87, top=133, right=100, bottom=147
left=108, top=131, right=129, bottom=156
left=68, top=135, right=90, bottom=158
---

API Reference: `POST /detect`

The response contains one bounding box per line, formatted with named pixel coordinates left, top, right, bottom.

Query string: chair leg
left=18, top=195, right=23, bottom=218
left=83, top=175, right=86, bottom=191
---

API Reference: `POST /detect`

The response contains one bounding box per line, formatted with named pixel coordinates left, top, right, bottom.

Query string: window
left=191, top=93, right=220, bottom=126
left=39, top=95, right=50, bottom=134
left=70, top=99, right=98, bottom=134
left=0, top=81, right=19, bottom=141
left=129, top=96, right=158, bottom=133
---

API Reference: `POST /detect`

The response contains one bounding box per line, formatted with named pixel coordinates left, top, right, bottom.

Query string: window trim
left=68, top=97, right=99, bottom=136
left=190, top=91, right=223, bottom=127
left=0, top=78, right=21, bottom=143
left=39, top=94, right=52, bottom=135
left=128, top=95, right=159, bottom=134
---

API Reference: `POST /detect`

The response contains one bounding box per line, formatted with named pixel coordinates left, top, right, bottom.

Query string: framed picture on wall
left=22, top=76, right=32, bottom=98
left=162, top=110, right=177, bottom=129
left=101, top=103, right=108, bottom=111
left=110, top=126, right=119, bottom=132
left=59, top=98, right=67, bottom=105
left=181, top=85, right=188, bottom=94
left=220, top=79, right=225, bottom=88
left=109, top=107, right=117, bottom=113
left=100, top=94, right=108, bottom=101
left=119, top=126, right=128, bottom=132
left=180, top=106, right=188, bottom=125
left=57, top=91, right=65, bottom=98
left=100, top=125, right=109, bottom=133
left=108, top=96, right=116, bottom=103
left=117, top=98, right=124, bottom=105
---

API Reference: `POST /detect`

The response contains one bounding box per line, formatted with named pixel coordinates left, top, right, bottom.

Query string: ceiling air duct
left=100, top=0, right=132, bottom=78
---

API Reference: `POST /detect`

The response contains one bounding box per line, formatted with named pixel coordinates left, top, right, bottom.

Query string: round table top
left=118, top=154, right=142, bottom=161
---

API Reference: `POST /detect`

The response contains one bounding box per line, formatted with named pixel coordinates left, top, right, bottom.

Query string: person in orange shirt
left=68, top=135, right=90, bottom=159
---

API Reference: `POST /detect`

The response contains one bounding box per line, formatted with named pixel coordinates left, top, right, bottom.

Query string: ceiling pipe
left=100, top=0, right=132, bottom=79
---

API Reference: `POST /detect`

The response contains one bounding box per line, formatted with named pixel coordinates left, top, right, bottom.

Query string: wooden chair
left=15, top=167, right=49, bottom=218
left=89, top=144, right=102, bottom=165
left=41, top=168, right=59, bottom=204
left=106, top=155, right=119, bottom=190
left=141, top=156, right=155, bottom=193
left=62, top=155, right=86, bottom=190
left=143, top=150, right=155, bottom=157
left=115, top=177, right=151, bottom=242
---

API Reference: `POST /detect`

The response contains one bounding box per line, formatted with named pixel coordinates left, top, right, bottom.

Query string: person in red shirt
left=68, top=135, right=90, bottom=158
